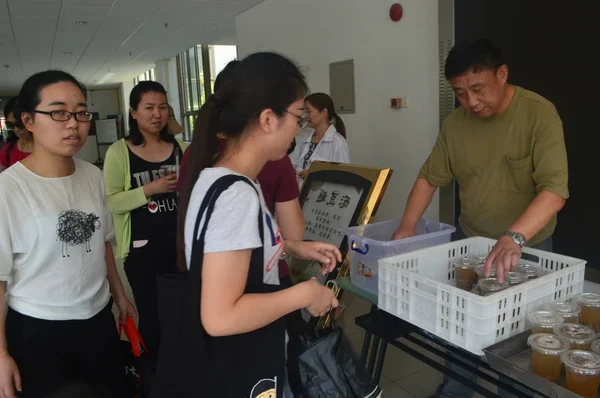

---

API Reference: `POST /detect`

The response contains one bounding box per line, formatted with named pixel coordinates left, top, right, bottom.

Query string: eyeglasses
left=285, top=109, right=309, bottom=129
left=5, top=121, right=15, bottom=130
left=32, top=110, right=94, bottom=122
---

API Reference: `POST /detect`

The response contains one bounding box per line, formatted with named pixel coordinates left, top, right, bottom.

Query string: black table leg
left=360, top=331, right=372, bottom=364
left=367, top=336, right=381, bottom=374
left=373, top=339, right=387, bottom=384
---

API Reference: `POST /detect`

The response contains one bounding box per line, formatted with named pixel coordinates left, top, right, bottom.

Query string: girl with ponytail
left=156, top=52, right=340, bottom=397
left=289, top=92, right=350, bottom=187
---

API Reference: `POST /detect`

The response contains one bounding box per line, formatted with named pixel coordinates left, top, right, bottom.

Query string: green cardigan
left=103, top=138, right=187, bottom=260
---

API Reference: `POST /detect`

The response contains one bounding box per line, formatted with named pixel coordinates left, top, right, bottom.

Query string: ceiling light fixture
left=75, top=21, right=87, bottom=25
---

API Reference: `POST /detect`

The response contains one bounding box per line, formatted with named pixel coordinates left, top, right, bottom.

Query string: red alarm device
left=390, top=3, right=403, bottom=22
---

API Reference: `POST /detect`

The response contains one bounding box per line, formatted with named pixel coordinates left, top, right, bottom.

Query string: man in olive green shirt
left=392, top=38, right=568, bottom=398
left=393, top=38, right=568, bottom=282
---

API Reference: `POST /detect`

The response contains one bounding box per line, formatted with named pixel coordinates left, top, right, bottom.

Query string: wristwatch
left=503, top=231, right=527, bottom=248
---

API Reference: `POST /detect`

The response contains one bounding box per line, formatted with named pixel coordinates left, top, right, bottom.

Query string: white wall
left=120, top=80, right=135, bottom=134
left=236, top=0, right=440, bottom=222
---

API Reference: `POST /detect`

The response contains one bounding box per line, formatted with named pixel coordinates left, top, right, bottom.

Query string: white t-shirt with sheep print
left=0, top=159, right=114, bottom=320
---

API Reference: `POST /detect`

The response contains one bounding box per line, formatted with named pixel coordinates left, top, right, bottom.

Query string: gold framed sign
left=289, top=161, right=392, bottom=328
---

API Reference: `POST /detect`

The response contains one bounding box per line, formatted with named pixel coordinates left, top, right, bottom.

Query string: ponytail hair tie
left=208, top=94, right=224, bottom=109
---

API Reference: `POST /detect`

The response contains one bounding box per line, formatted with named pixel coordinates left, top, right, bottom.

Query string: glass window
left=176, top=44, right=237, bottom=141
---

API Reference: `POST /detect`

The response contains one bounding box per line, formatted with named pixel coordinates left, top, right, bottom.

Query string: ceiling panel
left=0, top=0, right=265, bottom=91
left=105, top=0, right=168, bottom=18
left=8, top=4, right=61, bottom=18
left=62, top=0, right=116, bottom=6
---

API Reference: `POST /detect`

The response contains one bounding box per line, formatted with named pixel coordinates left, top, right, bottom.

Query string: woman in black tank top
left=104, top=81, right=185, bottom=357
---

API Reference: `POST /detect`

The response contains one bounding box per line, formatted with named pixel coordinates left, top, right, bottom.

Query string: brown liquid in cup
left=565, top=370, right=600, bottom=398
left=532, top=350, right=563, bottom=381
left=532, top=327, right=554, bottom=335
left=563, top=315, right=578, bottom=324
left=580, top=305, right=600, bottom=332
left=456, top=267, right=477, bottom=291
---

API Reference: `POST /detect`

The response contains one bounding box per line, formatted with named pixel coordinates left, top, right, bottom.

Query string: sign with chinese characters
left=302, top=181, right=364, bottom=248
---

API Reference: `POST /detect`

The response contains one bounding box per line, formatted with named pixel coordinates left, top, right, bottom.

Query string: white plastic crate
left=377, top=237, right=586, bottom=355
left=346, top=218, right=455, bottom=296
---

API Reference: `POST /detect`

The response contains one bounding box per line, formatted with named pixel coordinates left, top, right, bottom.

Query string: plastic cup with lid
left=543, top=301, right=582, bottom=324
left=575, top=293, right=600, bottom=332
left=561, top=350, right=600, bottom=398
left=528, top=333, right=570, bottom=381
left=591, top=339, right=600, bottom=355
left=466, top=252, right=488, bottom=265
left=526, top=310, right=564, bottom=334
left=477, top=277, right=509, bottom=296
left=454, top=257, right=479, bottom=291
left=554, top=323, right=596, bottom=350
left=504, top=271, right=528, bottom=286
left=476, top=264, right=497, bottom=281
left=516, top=263, right=543, bottom=279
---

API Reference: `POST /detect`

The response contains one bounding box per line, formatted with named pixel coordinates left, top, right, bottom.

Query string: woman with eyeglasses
left=151, top=52, right=340, bottom=398
left=289, top=92, right=350, bottom=187
left=103, top=81, right=186, bottom=357
left=0, top=97, right=33, bottom=173
left=0, top=70, right=136, bottom=398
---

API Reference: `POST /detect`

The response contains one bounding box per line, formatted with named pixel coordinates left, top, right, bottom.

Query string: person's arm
left=0, top=146, right=8, bottom=173
left=392, top=126, right=452, bottom=240
left=276, top=200, right=304, bottom=240
left=200, top=250, right=337, bottom=336
left=105, top=242, right=136, bottom=323
left=484, top=117, right=569, bottom=282
left=0, top=283, right=21, bottom=398
left=274, top=157, right=304, bottom=240
left=103, top=143, right=177, bottom=214
left=392, top=178, right=438, bottom=239
left=103, top=144, right=149, bottom=214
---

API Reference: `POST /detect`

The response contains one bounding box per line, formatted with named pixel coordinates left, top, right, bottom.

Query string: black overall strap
left=188, top=174, right=262, bottom=282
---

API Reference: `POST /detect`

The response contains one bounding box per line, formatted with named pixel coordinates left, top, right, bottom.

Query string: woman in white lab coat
left=289, top=93, right=350, bottom=187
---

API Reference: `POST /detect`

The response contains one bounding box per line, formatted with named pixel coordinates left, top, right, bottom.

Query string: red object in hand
left=390, top=3, right=403, bottom=22
left=119, top=316, right=148, bottom=357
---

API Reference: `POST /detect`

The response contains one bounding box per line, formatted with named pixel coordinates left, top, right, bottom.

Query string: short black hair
left=444, top=38, right=505, bottom=80
left=17, top=70, right=86, bottom=127
left=126, top=80, right=174, bottom=146
left=3, top=97, right=18, bottom=118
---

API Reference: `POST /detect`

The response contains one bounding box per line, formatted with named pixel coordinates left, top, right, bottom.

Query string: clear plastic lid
left=505, top=271, right=528, bottom=286
left=561, top=350, right=600, bottom=375
left=554, top=323, right=596, bottom=345
left=543, top=301, right=582, bottom=317
left=575, top=293, right=600, bottom=308
left=477, top=278, right=509, bottom=293
left=528, top=333, right=570, bottom=355
left=591, top=339, right=600, bottom=355
left=467, top=252, right=488, bottom=265
left=476, top=264, right=497, bottom=278
left=516, top=264, right=543, bottom=279
left=527, top=311, right=565, bottom=328
left=454, top=256, right=478, bottom=269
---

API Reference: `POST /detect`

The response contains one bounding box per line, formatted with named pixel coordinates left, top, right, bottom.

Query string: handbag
left=298, top=318, right=382, bottom=398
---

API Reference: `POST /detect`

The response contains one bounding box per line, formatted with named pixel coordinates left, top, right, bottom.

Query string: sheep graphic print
left=56, top=210, right=101, bottom=257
